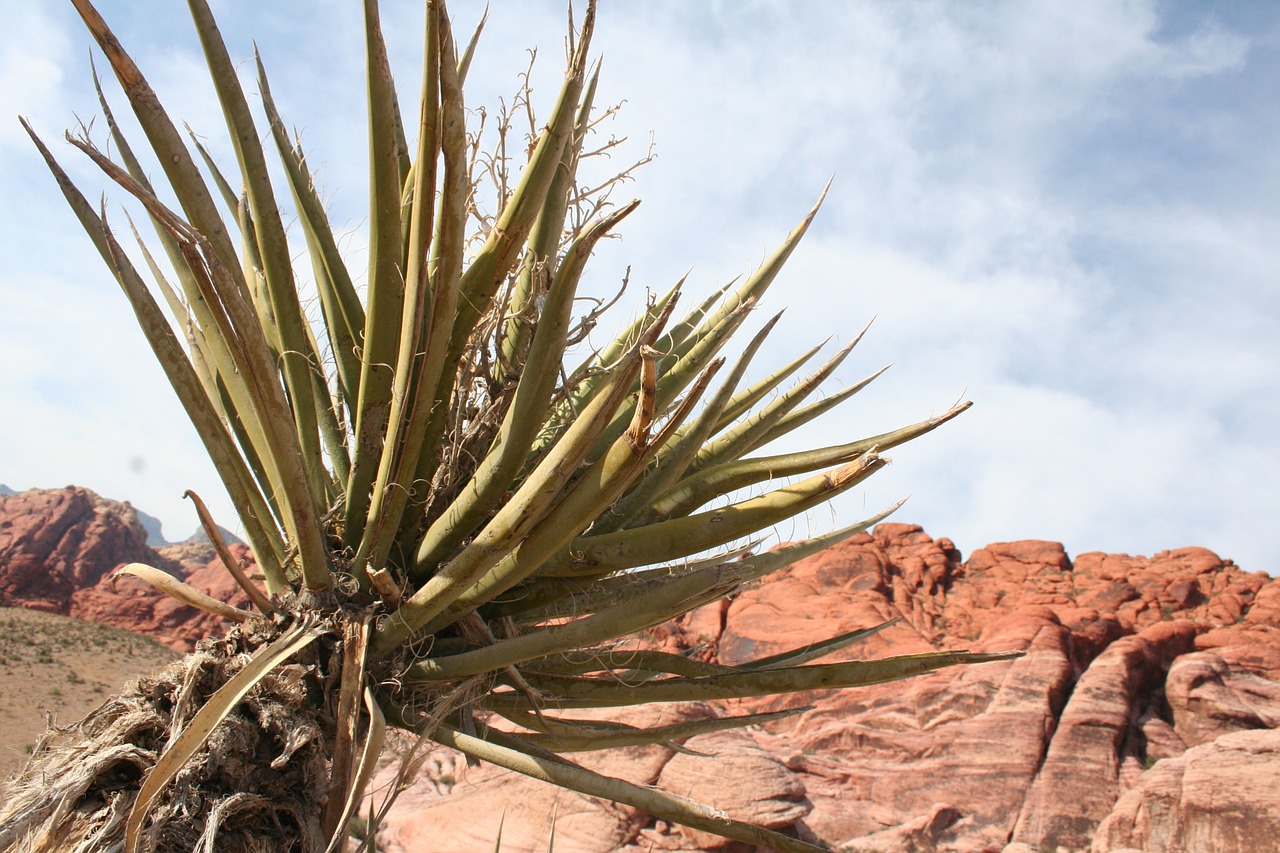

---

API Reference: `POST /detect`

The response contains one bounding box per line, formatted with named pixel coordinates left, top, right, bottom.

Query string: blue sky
left=1, top=1, right=1277, bottom=573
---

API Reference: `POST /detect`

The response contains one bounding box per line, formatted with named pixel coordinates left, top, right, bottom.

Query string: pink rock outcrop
left=1092, top=729, right=1280, bottom=853
left=0, top=486, right=164, bottom=612
left=372, top=703, right=816, bottom=853
left=378, top=523, right=1280, bottom=852
left=0, top=487, right=253, bottom=650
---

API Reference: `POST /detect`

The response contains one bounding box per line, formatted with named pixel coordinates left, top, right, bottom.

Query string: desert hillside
left=0, top=607, right=178, bottom=777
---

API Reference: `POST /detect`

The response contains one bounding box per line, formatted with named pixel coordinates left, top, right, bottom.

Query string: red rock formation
left=0, top=487, right=253, bottom=650
left=1009, top=621, right=1198, bottom=849
left=1164, top=643, right=1280, bottom=747
left=377, top=522, right=1280, bottom=853
left=70, top=543, right=255, bottom=651
left=0, top=486, right=165, bottom=612
left=6, top=489, right=1280, bottom=850
left=1092, top=729, right=1280, bottom=853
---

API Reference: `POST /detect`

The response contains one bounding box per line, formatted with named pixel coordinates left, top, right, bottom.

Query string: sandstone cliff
left=375, top=525, right=1280, bottom=853
left=0, top=486, right=251, bottom=650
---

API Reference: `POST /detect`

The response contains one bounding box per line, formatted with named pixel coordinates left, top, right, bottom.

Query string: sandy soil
left=0, top=607, right=179, bottom=779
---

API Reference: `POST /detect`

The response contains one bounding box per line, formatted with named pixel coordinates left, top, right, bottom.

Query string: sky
left=1, top=1, right=1277, bottom=573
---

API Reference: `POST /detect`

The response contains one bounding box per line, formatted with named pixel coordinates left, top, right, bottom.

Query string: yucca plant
left=2, top=2, right=1016, bottom=851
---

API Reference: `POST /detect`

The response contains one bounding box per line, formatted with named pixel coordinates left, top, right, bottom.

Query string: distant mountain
left=134, top=507, right=168, bottom=546
left=0, top=484, right=15, bottom=496
left=125, top=508, right=244, bottom=548
left=184, top=522, right=244, bottom=547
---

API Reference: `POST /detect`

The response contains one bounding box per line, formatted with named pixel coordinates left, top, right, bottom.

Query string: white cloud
left=0, top=7, right=70, bottom=149
left=2, top=0, right=1275, bottom=575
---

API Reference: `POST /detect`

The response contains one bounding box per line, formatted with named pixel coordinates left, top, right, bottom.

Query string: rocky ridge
left=0, top=486, right=250, bottom=650
left=377, top=526, right=1280, bottom=853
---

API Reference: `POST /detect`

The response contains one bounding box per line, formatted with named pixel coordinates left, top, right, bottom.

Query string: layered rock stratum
left=1, top=487, right=1277, bottom=851
left=0, top=486, right=251, bottom=650
left=375, top=527, right=1280, bottom=853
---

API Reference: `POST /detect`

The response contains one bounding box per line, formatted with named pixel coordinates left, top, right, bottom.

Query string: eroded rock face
left=379, top=523, right=1279, bottom=853
left=1092, top=729, right=1280, bottom=853
left=0, top=487, right=252, bottom=650
left=1009, top=621, right=1199, bottom=849
left=0, top=486, right=163, bottom=612
left=1164, top=644, right=1280, bottom=747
